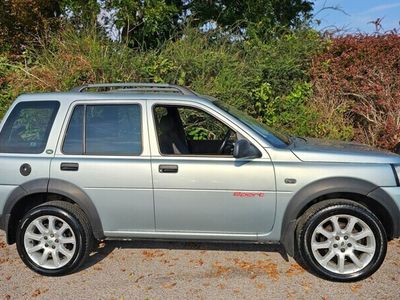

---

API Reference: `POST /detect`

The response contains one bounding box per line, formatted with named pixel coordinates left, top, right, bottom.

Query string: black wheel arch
left=1, top=178, right=104, bottom=244
left=280, top=177, right=400, bottom=257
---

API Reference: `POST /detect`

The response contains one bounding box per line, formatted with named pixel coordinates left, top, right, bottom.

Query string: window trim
left=0, top=100, right=60, bottom=154
left=82, top=105, right=87, bottom=154
left=61, top=103, right=144, bottom=157
left=61, top=104, right=84, bottom=155
left=152, top=103, right=241, bottom=158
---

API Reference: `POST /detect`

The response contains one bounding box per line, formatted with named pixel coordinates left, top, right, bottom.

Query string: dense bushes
left=0, top=27, right=399, bottom=149
left=312, top=34, right=400, bottom=149
left=0, top=27, right=328, bottom=138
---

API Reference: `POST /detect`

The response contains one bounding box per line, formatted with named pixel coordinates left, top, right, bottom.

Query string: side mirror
left=233, top=139, right=261, bottom=159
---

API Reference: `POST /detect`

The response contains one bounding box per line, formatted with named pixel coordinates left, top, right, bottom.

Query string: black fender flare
left=1, top=178, right=104, bottom=242
left=280, top=177, right=400, bottom=256
left=47, top=179, right=104, bottom=240
left=1, top=178, right=48, bottom=235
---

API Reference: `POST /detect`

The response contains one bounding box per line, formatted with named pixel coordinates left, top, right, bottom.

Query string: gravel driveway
left=0, top=231, right=399, bottom=299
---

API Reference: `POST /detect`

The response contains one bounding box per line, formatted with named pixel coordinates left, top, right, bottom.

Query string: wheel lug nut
left=50, top=234, right=54, bottom=238
left=333, top=244, right=338, bottom=248
left=335, top=236, right=340, bottom=240
left=341, top=248, right=345, bottom=253
left=45, top=244, right=48, bottom=247
left=347, top=243, right=352, bottom=247
left=52, top=245, right=56, bottom=249
left=55, top=239, right=59, bottom=243
left=44, top=236, right=48, bottom=240
left=344, top=236, right=348, bottom=240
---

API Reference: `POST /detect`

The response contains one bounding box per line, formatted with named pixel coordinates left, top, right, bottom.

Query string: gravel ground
left=0, top=231, right=399, bottom=300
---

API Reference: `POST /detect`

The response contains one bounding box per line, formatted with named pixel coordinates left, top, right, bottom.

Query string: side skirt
left=103, top=230, right=262, bottom=242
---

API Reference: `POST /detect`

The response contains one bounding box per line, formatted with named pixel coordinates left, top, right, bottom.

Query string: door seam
left=146, top=102, right=157, bottom=231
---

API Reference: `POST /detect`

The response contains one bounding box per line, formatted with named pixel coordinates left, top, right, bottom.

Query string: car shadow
left=79, top=239, right=289, bottom=272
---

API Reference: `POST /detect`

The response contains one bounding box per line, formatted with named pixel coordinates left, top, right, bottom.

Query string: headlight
left=391, top=164, right=400, bottom=186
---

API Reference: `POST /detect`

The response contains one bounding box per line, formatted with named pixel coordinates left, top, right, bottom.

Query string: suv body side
left=1, top=92, right=400, bottom=255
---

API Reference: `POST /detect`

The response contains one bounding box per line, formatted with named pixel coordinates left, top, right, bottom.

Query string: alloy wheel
left=311, top=214, right=376, bottom=274
left=23, top=215, right=77, bottom=269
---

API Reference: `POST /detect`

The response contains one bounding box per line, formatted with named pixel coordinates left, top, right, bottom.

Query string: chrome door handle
left=159, top=164, right=178, bottom=173
left=60, top=162, right=79, bottom=171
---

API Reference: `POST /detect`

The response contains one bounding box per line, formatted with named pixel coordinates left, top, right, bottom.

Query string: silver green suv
left=0, top=83, right=399, bottom=281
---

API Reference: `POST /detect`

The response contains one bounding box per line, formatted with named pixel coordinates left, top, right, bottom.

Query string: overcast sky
left=312, top=0, right=400, bottom=33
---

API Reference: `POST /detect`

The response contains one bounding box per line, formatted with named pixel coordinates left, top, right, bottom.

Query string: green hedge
left=0, top=26, right=352, bottom=141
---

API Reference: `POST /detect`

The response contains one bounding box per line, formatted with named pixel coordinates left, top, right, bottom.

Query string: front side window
left=0, top=101, right=60, bottom=154
left=63, top=104, right=142, bottom=156
left=154, top=105, right=238, bottom=155
left=214, top=100, right=289, bottom=147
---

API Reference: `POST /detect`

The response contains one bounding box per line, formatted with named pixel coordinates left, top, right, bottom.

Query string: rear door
left=148, top=100, right=276, bottom=237
left=50, top=100, right=154, bottom=235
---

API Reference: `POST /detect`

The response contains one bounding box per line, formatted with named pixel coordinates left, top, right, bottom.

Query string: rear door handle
left=60, top=162, right=79, bottom=171
left=159, top=164, right=178, bottom=173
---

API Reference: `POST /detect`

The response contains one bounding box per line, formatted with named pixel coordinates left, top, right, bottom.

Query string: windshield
left=214, top=101, right=290, bottom=147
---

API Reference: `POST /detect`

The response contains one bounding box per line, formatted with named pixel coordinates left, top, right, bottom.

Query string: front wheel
left=296, top=200, right=387, bottom=281
left=16, top=201, right=93, bottom=276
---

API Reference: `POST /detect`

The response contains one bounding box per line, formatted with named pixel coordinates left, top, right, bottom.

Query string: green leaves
left=61, top=0, right=100, bottom=27
left=142, top=57, right=177, bottom=83
left=103, top=0, right=181, bottom=48
left=254, top=82, right=320, bottom=137
left=187, top=128, right=209, bottom=141
left=189, top=0, right=313, bottom=38
left=1, top=0, right=315, bottom=53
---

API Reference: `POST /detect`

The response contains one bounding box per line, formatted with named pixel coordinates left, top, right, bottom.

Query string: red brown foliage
left=311, top=34, right=400, bottom=149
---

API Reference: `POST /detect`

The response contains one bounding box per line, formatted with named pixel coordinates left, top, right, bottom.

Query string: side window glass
left=0, top=101, right=60, bottom=154
left=85, top=105, right=142, bottom=155
left=63, top=104, right=142, bottom=156
left=63, top=105, right=83, bottom=154
left=154, top=105, right=237, bottom=156
left=178, top=107, right=232, bottom=141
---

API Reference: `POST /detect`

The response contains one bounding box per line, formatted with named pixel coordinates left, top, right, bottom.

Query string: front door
left=148, top=101, right=276, bottom=236
left=50, top=101, right=154, bottom=234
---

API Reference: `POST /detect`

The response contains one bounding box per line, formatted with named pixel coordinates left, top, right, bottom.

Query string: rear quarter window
left=0, top=101, right=60, bottom=154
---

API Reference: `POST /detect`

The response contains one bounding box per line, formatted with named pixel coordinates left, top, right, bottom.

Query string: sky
left=312, top=0, right=400, bottom=33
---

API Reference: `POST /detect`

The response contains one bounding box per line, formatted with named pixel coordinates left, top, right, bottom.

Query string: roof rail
left=70, top=83, right=196, bottom=96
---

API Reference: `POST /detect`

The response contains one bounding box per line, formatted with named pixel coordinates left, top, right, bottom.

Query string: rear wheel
left=16, top=201, right=93, bottom=276
left=296, top=200, right=387, bottom=281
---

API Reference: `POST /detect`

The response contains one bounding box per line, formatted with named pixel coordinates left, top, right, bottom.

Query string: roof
left=15, top=83, right=215, bottom=106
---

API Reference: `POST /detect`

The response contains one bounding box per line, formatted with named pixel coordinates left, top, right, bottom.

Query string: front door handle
left=60, top=162, right=79, bottom=171
left=159, top=164, right=178, bottom=173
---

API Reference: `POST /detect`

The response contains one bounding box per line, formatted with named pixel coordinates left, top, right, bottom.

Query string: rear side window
left=63, top=104, right=142, bottom=156
left=0, top=101, right=60, bottom=154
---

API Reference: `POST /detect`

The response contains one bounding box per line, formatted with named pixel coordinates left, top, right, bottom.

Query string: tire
left=16, top=201, right=93, bottom=276
left=296, top=199, right=387, bottom=282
